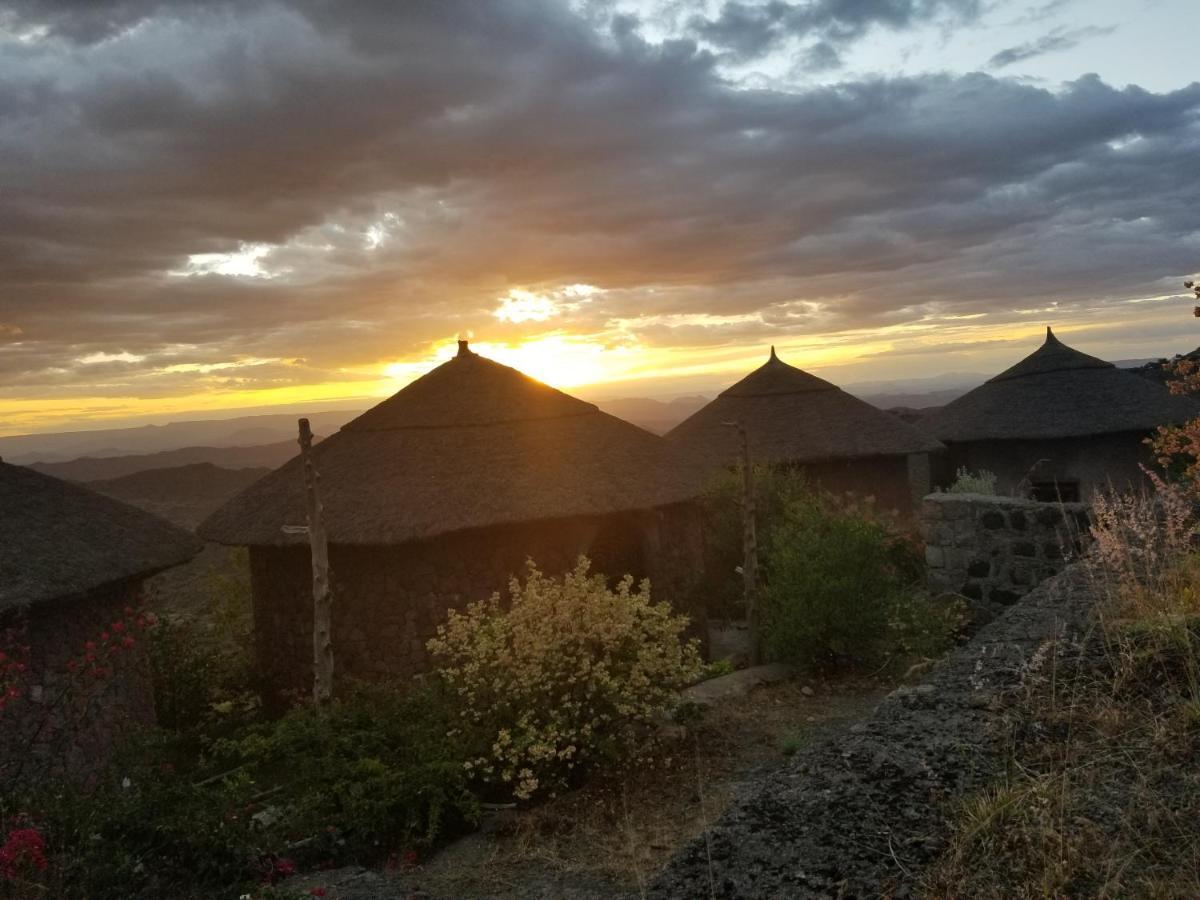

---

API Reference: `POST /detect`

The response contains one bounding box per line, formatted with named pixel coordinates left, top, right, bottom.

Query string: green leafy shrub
left=428, top=557, right=703, bottom=801
left=700, top=466, right=813, bottom=620
left=223, top=680, right=480, bottom=862
left=761, top=490, right=924, bottom=670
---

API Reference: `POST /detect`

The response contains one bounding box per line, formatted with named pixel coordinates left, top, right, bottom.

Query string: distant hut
left=665, top=348, right=945, bottom=512
left=927, top=328, right=1200, bottom=500
left=0, top=461, right=201, bottom=777
left=199, top=341, right=707, bottom=705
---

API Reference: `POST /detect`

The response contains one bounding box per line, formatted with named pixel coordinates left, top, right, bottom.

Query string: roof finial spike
left=769, top=345, right=777, bottom=360
left=457, top=338, right=470, bottom=357
left=1046, top=325, right=1055, bottom=341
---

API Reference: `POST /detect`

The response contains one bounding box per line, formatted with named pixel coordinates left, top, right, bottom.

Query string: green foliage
left=700, top=466, right=813, bottom=620
left=945, top=467, right=998, bottom=495
left=222, top=680, right=480, bottom=862
left=2, top=733, right=264, bottom=899
left=760, top=490, right=925, bottom=671
left=428, top=557, right=703, bottom=801
left=888, top=592, right=969, bottom=661
left=149, top=550, right=258, bottom=739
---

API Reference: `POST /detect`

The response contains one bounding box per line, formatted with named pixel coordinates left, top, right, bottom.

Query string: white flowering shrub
left=427, top=557, right=703, bottom=801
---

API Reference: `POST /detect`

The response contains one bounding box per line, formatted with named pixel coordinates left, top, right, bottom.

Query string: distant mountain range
left=27, top=440, right=309, bottom=483
left=0, top=409, right=354, bottom=465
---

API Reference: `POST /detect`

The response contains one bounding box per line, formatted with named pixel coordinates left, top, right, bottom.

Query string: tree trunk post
left=737, top=422, right=761, bottom=665
left=298, top=417, right=333, bottom=706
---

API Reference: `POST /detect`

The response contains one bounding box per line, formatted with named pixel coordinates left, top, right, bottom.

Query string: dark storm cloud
left=988, top=24, right=1116, bottom=68
left=688, top=0, right=983, bottom=62
left=0, top=0, right=1198, bottom=404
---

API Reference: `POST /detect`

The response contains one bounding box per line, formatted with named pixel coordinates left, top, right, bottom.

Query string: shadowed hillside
left=28, top=440, right=308, bottom=484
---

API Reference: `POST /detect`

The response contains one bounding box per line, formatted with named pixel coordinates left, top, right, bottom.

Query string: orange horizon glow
left=3, top=311, right=1177, bottom=438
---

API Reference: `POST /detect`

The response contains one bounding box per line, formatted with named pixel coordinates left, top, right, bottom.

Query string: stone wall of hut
left=0, top=579, right=155, bottom=781
left=937, top=432, right=1154, bottom=500
left=249, top=504, right=707, bottom=707
left=921, top=493, right=1089, bottom=625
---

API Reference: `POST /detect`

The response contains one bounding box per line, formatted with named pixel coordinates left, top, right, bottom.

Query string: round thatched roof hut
left=1, top=461, right=201, bottom=613
left=200, top=340, right=699, bottom=546
left=926, top=328, right=1200, bottom=500
left=198, top=341, right=709, bottom=701
left=1, top=461, right=201, bottom=777
left=928, top=327, right=1200, bottom=442
left=667, top=347, right=943, bottom=469
left=665, top=348, right=943, bottom=514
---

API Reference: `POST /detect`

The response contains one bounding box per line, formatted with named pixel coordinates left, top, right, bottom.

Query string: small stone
left=801, top=685, right=815, bottom=697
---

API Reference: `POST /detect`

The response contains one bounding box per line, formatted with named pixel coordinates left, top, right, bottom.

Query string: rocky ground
left=649, top=566, right=1093, bottom=899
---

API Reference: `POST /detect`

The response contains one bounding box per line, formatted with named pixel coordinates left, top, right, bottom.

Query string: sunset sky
left=1, top=0, right=1198, bottom=436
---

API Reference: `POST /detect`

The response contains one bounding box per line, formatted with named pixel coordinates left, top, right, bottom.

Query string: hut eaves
left=199, top=342, right=704, bottom=547
left=0, top=462, right=203, bottom=613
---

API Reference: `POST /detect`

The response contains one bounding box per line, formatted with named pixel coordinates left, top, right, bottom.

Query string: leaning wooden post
left=298, top=417, right=333, bottom=707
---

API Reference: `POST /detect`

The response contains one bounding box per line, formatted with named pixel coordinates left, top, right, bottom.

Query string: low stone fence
left=920, top=492, right=1090, bottom=623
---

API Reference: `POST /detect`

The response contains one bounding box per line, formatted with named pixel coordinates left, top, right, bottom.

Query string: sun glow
left=384, top=335, right=616, bottom=389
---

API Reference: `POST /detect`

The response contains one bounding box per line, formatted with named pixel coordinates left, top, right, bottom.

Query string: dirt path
left=283, top=676, right=892, bottom=900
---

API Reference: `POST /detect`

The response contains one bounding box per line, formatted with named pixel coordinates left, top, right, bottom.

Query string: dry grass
left=402, top=677, right=889, bottom=898
left=924, top=485, right=1200, bottom=899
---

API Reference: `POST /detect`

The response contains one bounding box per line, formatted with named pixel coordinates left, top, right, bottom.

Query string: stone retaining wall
left=921, top=492, right=1090, bottom=622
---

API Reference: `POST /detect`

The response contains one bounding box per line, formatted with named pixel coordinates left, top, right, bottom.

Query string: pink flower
left=122, top=637, right=135, bottom=649
left=112, top=622, right=124, bottom=633
left=310, top=889, right=327, bottom=897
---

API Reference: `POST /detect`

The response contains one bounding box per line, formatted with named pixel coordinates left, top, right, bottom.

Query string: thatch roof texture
left=199, top=342, right=702, bottom=547
left=928, top=328, right=1200, bottom=442
left=665, top=348, right=944, bottom=468
left=1, top=462, right=203, bottom=613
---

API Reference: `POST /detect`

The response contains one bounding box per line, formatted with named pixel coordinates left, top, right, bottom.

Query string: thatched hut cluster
left=0, top=461, right=201, bottom=775
left=666, top=348, right=944, bottom=513
left=928, top=328, right=1200, bottom=500
left=200, top=341, right=707, bottom=705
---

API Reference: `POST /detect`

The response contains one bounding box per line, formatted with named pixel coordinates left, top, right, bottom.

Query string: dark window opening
left=1031, top=480, right=1080, bottom=503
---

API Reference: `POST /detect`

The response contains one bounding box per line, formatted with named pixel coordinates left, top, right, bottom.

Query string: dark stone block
left=1044, top=543, right=1063, bottom=560
left=989, top=588, right=1022, bottom=605
left=961, top=582, right=984, bottom=600
left=967, top=559, right=990, bottom=578
left=1008, top=510, right=1027, bottom=531
left=980, top=511, right=1006, bottom=530
left=1013, top=541, right=1037, bottom=558
left=1036, top=507, right=1063, bottom=526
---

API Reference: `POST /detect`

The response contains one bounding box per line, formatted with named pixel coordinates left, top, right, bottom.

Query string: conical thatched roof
left=665, top=348, right=944, bottom=468
left=199, top=342, right=701, bottom=547
left=0, top=462, right=203, bottom=613
left=928, top=328, right=1200, bottom=442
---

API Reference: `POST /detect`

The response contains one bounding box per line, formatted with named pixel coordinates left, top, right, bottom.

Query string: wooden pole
left=736, top=422, right=761, bottom=665
left=298, top=418, right=333, bottom=706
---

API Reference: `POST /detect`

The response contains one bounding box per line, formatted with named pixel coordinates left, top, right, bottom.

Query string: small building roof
left=665, top=347, right=944, bottom=468
left=0, top=462, right=203, bottom=613
left=199, top=341, right=702, bottom=547
left=928, top=327, right=1200, bottom=442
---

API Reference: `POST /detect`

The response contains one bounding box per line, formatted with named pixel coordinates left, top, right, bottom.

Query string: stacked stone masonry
left=921, top=492, right=1089, bottom=620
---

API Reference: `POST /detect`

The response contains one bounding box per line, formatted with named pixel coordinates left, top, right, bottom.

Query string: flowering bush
left=1088, top=467, right=1197, bottom=595
left=428, top=558, right=703, bottom=801
left=1151, top=356, right=1200, bottom=488
left=0, top=605, right=156, bottom=784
